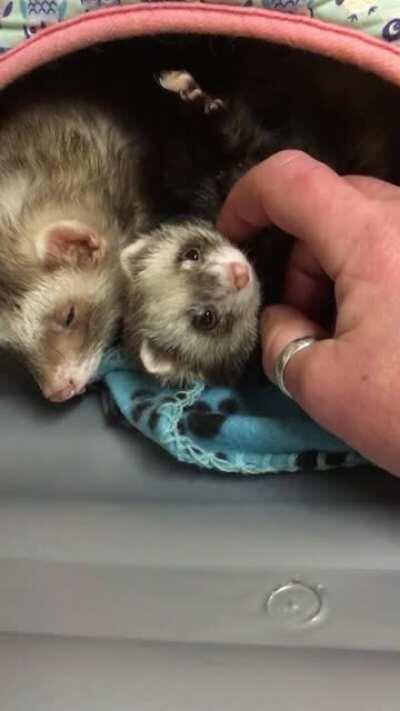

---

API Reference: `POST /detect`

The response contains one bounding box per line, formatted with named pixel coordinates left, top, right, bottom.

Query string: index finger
left=217, top=150, right=376, bottom=279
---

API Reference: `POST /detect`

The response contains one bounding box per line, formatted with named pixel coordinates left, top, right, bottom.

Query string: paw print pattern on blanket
left=294, top=449, right=349, bottom=470
left=131, top=388, right=166, bottom=433
left=99, top=350, right=364, bottom=474
left=178, top=396, right=239, bottom=439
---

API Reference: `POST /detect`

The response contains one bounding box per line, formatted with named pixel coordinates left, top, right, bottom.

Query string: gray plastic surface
left=2, top=636, right=400, bottom=711
left=1, top=352, right=400, bottom=504
left=2, top=352, right=400, bottom=653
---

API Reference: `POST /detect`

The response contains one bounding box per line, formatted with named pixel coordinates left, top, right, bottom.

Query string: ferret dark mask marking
left=121, top=221, right=261, bottom=386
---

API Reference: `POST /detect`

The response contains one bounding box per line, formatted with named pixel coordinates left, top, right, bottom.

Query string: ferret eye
left=183, top=248, right=200, bottom=262
left=192, top=308, right=218, bottom=331
left=64, top=306, right=75, bottom=328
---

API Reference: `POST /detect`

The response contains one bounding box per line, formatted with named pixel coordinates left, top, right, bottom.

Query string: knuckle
left=280, top=157, right=327, bottom=198
left=260, top=151, right=327, bottom=204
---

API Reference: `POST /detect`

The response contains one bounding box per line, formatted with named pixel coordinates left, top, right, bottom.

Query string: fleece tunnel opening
left=0, top=17, right=399, bottom=473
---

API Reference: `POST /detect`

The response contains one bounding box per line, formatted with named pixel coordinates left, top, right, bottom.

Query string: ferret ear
left=41, top=222, right=104, bottom=270
left=140, top=339, right=174, bottom=377
left=120, top=239, right=147, bottom=277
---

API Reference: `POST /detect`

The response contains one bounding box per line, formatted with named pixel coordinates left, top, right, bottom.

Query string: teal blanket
left=98, top=351, right=363, bottom=474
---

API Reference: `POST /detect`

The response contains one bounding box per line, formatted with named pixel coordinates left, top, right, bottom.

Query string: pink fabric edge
left=0, top=3, right=400, bottom=89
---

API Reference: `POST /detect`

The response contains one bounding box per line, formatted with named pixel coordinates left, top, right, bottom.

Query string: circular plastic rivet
left=265, top=582, right=322, bottom=628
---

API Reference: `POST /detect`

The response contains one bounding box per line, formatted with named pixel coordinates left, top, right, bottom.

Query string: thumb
left=261, top=305, right=355, bottom=439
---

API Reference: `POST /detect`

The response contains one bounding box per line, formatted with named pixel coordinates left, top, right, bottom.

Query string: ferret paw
left=158, top=70, right=225, bottom=115
left=158, top=70, right=195, bottom=96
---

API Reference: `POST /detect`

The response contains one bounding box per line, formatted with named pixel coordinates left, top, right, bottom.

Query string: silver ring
left=274, top=336, right=317, bottom=398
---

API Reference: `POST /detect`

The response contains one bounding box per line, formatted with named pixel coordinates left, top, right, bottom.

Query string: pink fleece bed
left=0, top=1, right=399, bottom=91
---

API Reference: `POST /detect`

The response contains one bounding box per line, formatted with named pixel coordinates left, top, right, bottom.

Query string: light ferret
left=0, top=98, right=140, bottom=402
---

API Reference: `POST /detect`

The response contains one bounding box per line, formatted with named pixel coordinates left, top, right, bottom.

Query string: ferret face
left=121, top=221, right=261, bottom=385
left=3, top=265, right=121, bottom=402
left=0, top=220, right=123, bottom=402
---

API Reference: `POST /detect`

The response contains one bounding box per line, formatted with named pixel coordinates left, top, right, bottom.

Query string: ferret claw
left=179, top=87, right=203, bottom=103
left=204, top=98, right=225, bottom=114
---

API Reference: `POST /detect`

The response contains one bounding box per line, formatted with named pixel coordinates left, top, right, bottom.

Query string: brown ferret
left=120, top=47, right=400, bottom=386
left=0, top=97, right=141, bottom=402
left=0, top=39, right=236, bottom=400
left=2, top=37, right=400, bottom=394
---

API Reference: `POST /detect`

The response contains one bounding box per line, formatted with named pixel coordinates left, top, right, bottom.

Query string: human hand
left=217, top=150, right=400, bottom=474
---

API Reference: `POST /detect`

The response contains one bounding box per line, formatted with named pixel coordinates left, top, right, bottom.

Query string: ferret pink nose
left=44, top=379, right=86, bottom=403
left=227, top=261, right=250, bottom=290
